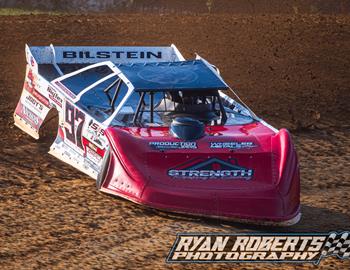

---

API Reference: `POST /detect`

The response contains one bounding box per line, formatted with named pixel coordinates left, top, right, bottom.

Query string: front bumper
left=101, top=166, right=301, bottom=226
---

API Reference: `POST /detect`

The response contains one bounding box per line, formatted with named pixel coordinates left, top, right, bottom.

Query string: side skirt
left=48, top=136, right=98, bottom=179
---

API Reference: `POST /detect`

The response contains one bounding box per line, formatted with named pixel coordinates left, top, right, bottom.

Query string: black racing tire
left=39, top=109, right=59, bottom=144
left=96, top=147, right=111, bottom=190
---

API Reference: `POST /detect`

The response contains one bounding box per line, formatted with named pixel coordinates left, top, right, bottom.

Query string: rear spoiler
left=25, top=44, right=185, bottom=66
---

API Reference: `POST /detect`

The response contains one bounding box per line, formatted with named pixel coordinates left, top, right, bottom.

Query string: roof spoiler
left=25, top=44, right=186, bottom=65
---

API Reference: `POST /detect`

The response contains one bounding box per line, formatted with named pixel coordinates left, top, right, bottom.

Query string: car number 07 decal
left=65, top=102, right=85, bottom=150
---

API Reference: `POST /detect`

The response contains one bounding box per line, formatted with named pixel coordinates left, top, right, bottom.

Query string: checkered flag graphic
left=321, top=232, right=350, bottom=259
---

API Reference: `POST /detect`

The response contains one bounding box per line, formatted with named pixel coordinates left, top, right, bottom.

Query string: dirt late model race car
left=14, top=44, right=301, bottom=226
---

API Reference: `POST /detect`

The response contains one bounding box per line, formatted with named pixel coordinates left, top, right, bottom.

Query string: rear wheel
left=39, top=109, right=59, bottom=143
left=96, top=147, right=111, bottom=189
left=37, top=109, right=59, bottom=154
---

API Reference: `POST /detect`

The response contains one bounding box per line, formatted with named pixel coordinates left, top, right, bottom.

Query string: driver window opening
left=112, top=90, right=253, bottom=127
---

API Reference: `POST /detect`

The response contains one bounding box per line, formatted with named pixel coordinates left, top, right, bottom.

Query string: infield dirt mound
left=0, top=13, right=349, bottom=269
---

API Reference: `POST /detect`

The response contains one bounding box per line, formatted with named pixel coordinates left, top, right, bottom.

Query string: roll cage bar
left=131, top=90, right=228, bottom=126
left=103, top=77, right=123, bottom=113
left=51, top=60, right=259, bottom=127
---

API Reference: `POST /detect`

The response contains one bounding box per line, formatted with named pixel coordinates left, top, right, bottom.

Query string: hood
left=105, top=123, right=281, bottom=191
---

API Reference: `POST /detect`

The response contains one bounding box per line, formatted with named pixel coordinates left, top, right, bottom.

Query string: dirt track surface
left=3, top=0, right=350, bottom=14
left=0, top=14, right=349, bottom=269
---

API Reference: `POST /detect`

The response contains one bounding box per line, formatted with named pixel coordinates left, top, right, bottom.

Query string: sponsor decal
left=47, top=87, right=63, bottom=107
left=82, top=137, right=105, bottom=164
left=21, top=105, right=41, bottom=128
left=168, top=158, right=253, bottom=179
left=24, top=94, right=44, bottom=112
left=149, top=141, right=197, bottom=150
left=85, top=146, right=103, bottom=164
left=84, top=121, right=106, bottom=147
left=31, top=90, right=50, bottom=108
left=55, top=81, right=76, bottom=99
left=62, top=51, right=162, bottom=59
left=88, top=122, right=105, bottom=137
left=210, top=141, right=256, bottom=149
left=24, top=69, right=50, bottom=107
left=167, top=232, right=350, bottom=264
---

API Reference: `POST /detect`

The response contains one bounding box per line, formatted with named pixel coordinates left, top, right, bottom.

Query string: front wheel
left=96, top=147, right=110, bottom=189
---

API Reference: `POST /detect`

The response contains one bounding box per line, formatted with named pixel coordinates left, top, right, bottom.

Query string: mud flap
left=13, top=65, right=51, bottom=139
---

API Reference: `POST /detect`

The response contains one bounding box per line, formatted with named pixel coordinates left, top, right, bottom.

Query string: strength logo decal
left=167, top=232, right=350, bottom=264
left=168, top=158, right=253, bottom=179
